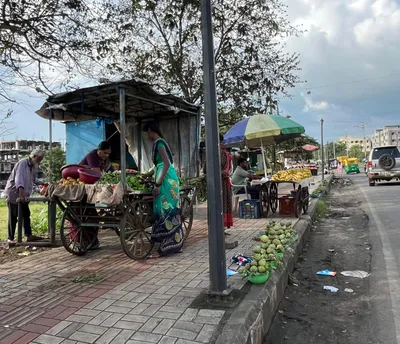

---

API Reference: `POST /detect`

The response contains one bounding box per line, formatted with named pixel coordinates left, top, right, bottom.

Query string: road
left=264, top=173, right=400, bottom=344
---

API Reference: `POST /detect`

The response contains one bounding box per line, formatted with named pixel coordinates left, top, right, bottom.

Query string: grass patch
left=315, top=198, right=330, bottom=218
left=0, top=199, right=62, bottom=240
left=72, top=271, right=105, bottom=284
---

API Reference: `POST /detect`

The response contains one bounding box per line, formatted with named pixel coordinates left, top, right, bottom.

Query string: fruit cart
left=36, top=79, right=201, bottom=260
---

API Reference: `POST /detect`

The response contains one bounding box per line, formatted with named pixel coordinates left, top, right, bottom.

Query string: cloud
left=301, top=93, right=330, bottom=112
left=280, top=0, right=400, bottom=142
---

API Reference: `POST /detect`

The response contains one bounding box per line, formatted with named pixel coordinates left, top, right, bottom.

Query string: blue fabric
left=223, top=117, right=250, bottom=145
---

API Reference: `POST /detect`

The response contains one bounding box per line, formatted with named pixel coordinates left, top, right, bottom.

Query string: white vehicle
left=368, top=146, right=400, bottom=187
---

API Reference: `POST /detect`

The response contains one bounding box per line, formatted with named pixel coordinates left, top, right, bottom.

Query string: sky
left=5, top=0, right=400, bottom=145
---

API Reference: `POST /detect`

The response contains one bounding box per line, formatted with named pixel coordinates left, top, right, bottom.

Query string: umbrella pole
left=260, top=139, right=267, bottom=177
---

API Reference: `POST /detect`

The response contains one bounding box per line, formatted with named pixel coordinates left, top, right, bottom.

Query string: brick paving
left=0, top=177, right=324, bottom=343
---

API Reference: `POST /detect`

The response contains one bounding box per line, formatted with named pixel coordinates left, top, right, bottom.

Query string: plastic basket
left=248, top=272, right=270, bottom=284
left=239, top=199, right=261, bottom=219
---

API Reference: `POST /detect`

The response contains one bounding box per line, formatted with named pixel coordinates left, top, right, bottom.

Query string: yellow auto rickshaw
left=344, top=158, right=360, bottom=174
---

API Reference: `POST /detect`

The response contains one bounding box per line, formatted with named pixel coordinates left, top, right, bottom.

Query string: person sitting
left=231, top=157, right=261, bottom=200
left=80, top=141, right=113, bottom=173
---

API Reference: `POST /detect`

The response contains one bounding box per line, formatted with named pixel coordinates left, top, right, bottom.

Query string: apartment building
left=0, top=140, right=61, bottom=188
left=339, top=136, right=372, bottom=152
left=372, top=126, right=400, bottom=147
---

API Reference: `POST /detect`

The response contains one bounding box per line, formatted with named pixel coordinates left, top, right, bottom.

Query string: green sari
left=151, top=138, right=183, bottom=255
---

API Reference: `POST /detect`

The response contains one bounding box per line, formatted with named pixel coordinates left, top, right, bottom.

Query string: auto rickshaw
left=338, top=156, right=349, bottom=165
left=344, top=158, right=360, bottom=174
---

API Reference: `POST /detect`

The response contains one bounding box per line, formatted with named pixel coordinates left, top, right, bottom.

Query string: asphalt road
left=264, top=174, right=400, bottom=344
left=352, top=173, right=400, bottom=344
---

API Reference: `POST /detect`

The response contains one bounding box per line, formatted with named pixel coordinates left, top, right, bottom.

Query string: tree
left=0, top=0, right=115, bottom=101
left=101, top=0, right=302, bottom=125
left=41, top=148, right=66, bottom=182
left=325, top=141, right=347, bottom=160
left=348, top=145, right=364, bottom=161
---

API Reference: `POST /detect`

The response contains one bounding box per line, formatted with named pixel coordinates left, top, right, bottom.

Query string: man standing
left=231, top=157, right=261, bottom=200
left=4, top=149, right=45, bottom=243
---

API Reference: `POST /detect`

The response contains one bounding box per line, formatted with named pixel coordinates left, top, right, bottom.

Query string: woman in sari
left=220, top=134, right=233, bottom=230
left=142, top=121, right=183, bottom=256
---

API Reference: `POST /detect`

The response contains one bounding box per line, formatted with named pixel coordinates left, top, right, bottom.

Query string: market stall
left=223, top=114, right=308, bottom=218
left=35, top=79, right=200, bottom=259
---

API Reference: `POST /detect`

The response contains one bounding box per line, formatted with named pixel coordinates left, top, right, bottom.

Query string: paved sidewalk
left=0, top=176, right=324, bottom=344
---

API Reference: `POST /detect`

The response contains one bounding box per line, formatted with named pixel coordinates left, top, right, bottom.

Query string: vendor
left=231, top=157, right=261, bottom=199
left=80, top=141, right=113, bottom=173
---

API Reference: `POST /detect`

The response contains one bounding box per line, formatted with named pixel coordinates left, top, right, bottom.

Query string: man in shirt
left=231, top=157, right=261, bottom=199
left=4, top=149, right=46, bottom=243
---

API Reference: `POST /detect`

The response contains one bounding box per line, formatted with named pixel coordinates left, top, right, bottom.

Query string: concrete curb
left=214, top=174, right=334, bottom=344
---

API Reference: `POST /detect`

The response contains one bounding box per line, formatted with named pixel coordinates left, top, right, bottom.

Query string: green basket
left=276, top=252, right=284, bottom=259
left=269, top=261, right=277, bottom=269
left=248, top=272, right=270, bottom=284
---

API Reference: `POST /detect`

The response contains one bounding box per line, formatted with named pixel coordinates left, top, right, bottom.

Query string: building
left=0, top=140, right=61, bottom=188
left=339, top=136, right=372, bottom=152
left=372, top=126, right=400, bottom=147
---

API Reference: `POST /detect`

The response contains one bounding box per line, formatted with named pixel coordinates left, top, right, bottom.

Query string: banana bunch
left=271, top=168, right=312, bottom=182
left=59, top=177, right=85, bottom=186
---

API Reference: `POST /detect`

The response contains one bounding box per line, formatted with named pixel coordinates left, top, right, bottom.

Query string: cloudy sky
left=6, top=0, right=400, bottom=144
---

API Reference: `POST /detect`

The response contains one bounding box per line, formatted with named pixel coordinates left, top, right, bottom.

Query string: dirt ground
left=264, top=179, right=377, bottom=344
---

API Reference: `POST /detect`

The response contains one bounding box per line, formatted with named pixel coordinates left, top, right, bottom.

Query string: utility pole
left=362, top=122, right=366, bottom=160
left=333, top=140, right=336, bottom=159
left=201, top=0, right=228, bottom=296
left=321, top=119, right=324, bottom=181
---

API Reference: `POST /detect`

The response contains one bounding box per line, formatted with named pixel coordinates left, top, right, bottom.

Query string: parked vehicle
left=367, top=146, right=400, bottom=186
left=344, top=158, right=360, bottom=174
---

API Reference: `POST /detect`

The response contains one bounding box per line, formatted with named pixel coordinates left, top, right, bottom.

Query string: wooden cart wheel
left=302, top=186, right=310, bottom=214
left=294, top=186, right=303, bottom=218
left=259, top=185, right=270, bottom=218
left=180, top=195, right=193, bottom=242
left=60, top=208, right=97, bottom=256
left=119, top=200, right=154, bottom=260
left=269, top=183, right=278, bottom=213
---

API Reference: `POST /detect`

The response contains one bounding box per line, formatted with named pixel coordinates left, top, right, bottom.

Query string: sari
left=221, top=147, right=233, bottom=228
left=151, top=138, right=184, bottom=255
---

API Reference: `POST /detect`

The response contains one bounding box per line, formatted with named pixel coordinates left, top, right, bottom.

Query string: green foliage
left=315, top=198, right=329, bottom=218
left=278, top=135, right=320, bottom=160
left=41, top=148, right=66, bottom=182
left=30, top=207, right=64, bottom=236
left=348, top=144, right=365, bottom=160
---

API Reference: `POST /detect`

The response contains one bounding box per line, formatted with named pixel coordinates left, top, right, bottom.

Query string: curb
left=214, top=174, right=334, bottom=344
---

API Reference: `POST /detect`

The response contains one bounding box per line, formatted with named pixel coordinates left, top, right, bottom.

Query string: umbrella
left=223, top=114, right=305, bottom=148
left=223, top=115, right=305, bottom=176
left=302, top=144, right=319, bottom=152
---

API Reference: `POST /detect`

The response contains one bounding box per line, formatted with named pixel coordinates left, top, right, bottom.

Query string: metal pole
left=333, top=140, right=336, bottom=159
left=49, top=110, right=53, bottom=182
left=119, top=88, right=127, bottom=191
left=321, top=119, right=324, bottom=181
left=201, top=0, right=228, bottom=295
left=362, top=123, right=367, bottom=159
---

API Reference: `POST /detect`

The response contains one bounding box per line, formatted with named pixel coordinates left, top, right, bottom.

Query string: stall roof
left=35, top=78, right=200, bottom=122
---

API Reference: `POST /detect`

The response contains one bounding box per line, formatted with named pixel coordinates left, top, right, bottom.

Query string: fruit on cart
left=258, top=259, right=267, bottom=267
left=250, top=266, right=258, bottom=273
left=270, top=168, right=312, bottom=182
left=276, top=244, right=284, bottom=252
left=59, top=177, right=84, bottom=185
left=251, top=260, right=258, bottom=267
left=273, top=239, right=281, bottom=246
left=266, top=247, right=275, bottom=254
left=253, top=253, right=261, bottom=262
left=261, top=243, right=268, bottom=249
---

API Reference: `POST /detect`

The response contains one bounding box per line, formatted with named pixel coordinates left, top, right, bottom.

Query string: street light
left=354, top=123, right=367, bottom=160
left=200, top=0, right=228, bottom=296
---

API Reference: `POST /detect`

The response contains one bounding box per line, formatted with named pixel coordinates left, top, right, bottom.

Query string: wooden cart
left=54, top=185, right=197, bottom=260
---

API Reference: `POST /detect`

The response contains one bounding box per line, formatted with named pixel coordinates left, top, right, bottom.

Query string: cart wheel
left=302, top=187, right=310, bottom=214
left=269, top=183, right=278, bottom=213
left=120, top=200, right=154, bottom=260
left=260, top=185, right=269, bottom=218
left=180, top=195, right=193, bottom=242
left=294, top=186, right=303, bottom=218
left=60, top=208, right=97, bottom=256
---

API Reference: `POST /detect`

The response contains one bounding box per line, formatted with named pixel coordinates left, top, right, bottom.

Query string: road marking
left=360, top=185, right=400, bottom=344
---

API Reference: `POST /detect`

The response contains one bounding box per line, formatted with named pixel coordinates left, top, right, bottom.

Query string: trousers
left=8, top=202, right=32, bottom=240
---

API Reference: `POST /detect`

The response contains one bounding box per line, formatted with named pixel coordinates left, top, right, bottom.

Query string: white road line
left=360, top=185, right=400, bottom=344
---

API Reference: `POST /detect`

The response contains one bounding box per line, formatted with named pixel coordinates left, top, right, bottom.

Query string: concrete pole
left=201, top=0, right=228, bottom=295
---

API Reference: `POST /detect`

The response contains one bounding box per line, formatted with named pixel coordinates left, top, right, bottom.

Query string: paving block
left=69, top=331, right=100, bottom=343
left=130, top=331, right=162, bottom=343
left=109, top=329, right=136, bottom=344
left=159, top=336, right=178, bottom=344
left=80, top=324, right=108, bottom=335
left=34, top=334, right=64, bottom=344
left=122, top=314, right=150, bottom=324
left=101, top=313, right=124, bottom=327
left=196, top=324, right=216, bottom=343
left=167, top=328, right=198, bottom=341
left=173, top=320, right=203, bottom=333
left=152, top=319, right=176, bottom=335
left=113, top=320, right=142, bottom=331
left=95, top=328, right=121, bottom=344
left=45, top=320, right=72, bottom=336
left=89, top=312, right=113, bottom=326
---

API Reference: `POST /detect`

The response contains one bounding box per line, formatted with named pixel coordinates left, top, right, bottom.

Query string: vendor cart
left=268, top=179, right=311, bottom=218
left=36, top=79, right=200, bottom=260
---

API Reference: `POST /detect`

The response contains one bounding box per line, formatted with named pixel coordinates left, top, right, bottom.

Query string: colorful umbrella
left=302, top=144, right=319, bottom=152
left=223, top=114, right=305, bottom=148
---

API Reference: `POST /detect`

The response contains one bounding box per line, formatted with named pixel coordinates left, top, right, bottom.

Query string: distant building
left=0, top=140, right=61, bottom=188
left=339, top=136, right=372, bottom=152
left=372, top=126, right=400, bottom=147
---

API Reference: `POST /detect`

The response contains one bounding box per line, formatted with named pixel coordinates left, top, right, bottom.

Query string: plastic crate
left=239, top=199, right=261, bottom=219
left=279, top=196, right=295, bottom=215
